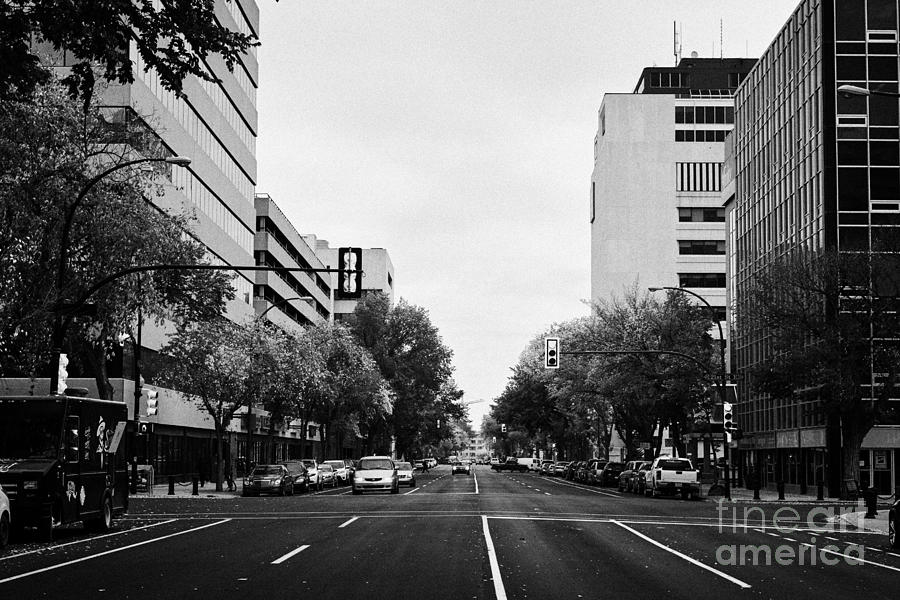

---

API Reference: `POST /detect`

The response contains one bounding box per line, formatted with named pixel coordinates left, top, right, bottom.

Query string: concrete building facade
left=591, top=57, right=756, bottom=322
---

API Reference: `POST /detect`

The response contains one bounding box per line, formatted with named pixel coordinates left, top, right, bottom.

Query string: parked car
left=282, top=461, right=310, bottom=493
left=618, top=461, right=647, bottom=492
left=490, top=458, right=501, bottom=467
left=301, top=459, right=322, bottom=491
left=414, top=460, right=425, bottom=470
left=352, top=456, right=399, bottom=495
left=597, top=461, right=625, bottom=487
left=0, top=483, right=10, bottom=549
left=243, top=464, right=294, bottom=496
left=586, top=459, right=607, bottom=484
left=563, top=461, right=580, bottom=480
left=323, top=460, right=351, bottom=485
left=540, top=460, right=555, bottom=475
left=318, top=464, right=338, bottom=488
left=426, top=458, right=437, bottom=469
left=634, top=462, right=653, bottom=495
left=395, top=461, right=416, bottom=487
left=644, top=457, right=700, bottom=499
left=451, top=460, right=471, bottom=475
left=890, top=496, right=899, bottom=548
left=553, top=461, right=570, bottom=476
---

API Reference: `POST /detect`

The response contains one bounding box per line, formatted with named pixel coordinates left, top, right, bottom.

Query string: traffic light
left=723, top=401, right=735, bottom=442
left=57, top=353, right=69, bottom=395
left=146, top=389, right=159, bottom=417
left=501, top=423, right=507, bottom=433
left=337, top=247, right=362, bottom=299
left=545, top=337, right=560, bottom=369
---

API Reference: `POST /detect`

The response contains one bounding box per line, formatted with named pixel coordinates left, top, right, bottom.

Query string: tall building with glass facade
left=731, top=0, right=900, bottom=496
left=591, top=57, right=756, bottom=322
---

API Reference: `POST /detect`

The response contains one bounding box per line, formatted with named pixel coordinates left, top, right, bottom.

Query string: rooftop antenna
left=720, top=19, right=724, bottom=59
left=673, top=21, right=682, bottom=64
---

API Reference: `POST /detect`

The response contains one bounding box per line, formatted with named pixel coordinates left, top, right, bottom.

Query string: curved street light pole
left=649, top=285, right=730, bottom=500
left=255, top=296, right=315, bottom=322
left=50, top=155, right=191, bottom=395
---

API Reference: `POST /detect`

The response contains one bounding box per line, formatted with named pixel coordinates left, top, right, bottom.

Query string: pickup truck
left=643, top=457, right=700, bottom=499
left=491, top=457, right=529, bottom=473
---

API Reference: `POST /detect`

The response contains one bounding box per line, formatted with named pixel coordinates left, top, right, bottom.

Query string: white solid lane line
left=482, top=516, right=508, bottom=600
left=540, top=476, right=621, bottom=497
left=0, top=519, right=231, bottom=585
left=404, top=487, right=420, bottom=495
left=271, top=544, right=310, bottom=564
left=612, top=520, right=752, bottom=589
left=0, top=519, right=177, bottom=563
left=338, top=517, right=359, bottom=528
left=474, top=470, right=479, bottom=495
left=801, top=544, right=900, bottom=573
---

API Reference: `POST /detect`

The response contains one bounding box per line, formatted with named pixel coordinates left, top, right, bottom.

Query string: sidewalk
left=707, top=486, right=864, bottom=505
left=827, top=510, right=890, bottom=535
left=131, top=480, right=241, bottom=499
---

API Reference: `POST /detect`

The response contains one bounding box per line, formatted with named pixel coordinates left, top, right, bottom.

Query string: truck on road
left=643, top=456, right=700, bottom=499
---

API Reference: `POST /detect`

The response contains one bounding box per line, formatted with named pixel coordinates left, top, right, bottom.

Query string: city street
left=1, top=465, right=896, bottom=599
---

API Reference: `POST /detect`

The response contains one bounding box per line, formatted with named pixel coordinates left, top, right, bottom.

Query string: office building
left=729, top=0, right=900, bottom=496
left=313, top=242, right=395, bottom=318
left=591, top=56, right=756, bottom=322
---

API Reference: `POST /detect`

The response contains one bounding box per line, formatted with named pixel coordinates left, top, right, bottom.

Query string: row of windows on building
left=678, top=272, right=726, bottom=288
left=134, top=48, right=255, bottom=207
left=256, top=217, right=331, bottom=295
left=675, top=129, right=730, bottom=143
left=647, top=71, right=747, bottom=89
left=678, top=240, right=725, bottom=255
left=676, top=162, right=723, bottom=192
left=197, top=62, right=257, bottom=156
left=678, top=207, right=726, bottom=222
left=675, top=105, right=735, bottom=125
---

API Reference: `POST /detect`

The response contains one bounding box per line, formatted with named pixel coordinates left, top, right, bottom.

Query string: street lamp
left=50, top=155, right=191, bottom=395
left=837, top=84, right=900, bottom=98
left=648, top=285, right=731, bottom=500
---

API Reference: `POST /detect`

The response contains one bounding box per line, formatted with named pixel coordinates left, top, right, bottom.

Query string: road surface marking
left=474, top=471, right=479, bottom=494
left=801, top=544, right=900, bottom=572
left=544, top=492, right=552, bottom=496
left=752, top=529, right=765, bottom=534
left=889, top=552, right=900, bottom=558
left=404, top=487, right=420, bottom=495
left=825, top=536, right=839, bottom=541
left=782, top=537, right=797, bottom=542
left=0, top=519, right=176, bottom=563
left=540, top=477, right=621, bottom=497
left=0, top=519, right=231, bottom=584
left=482, top=516, right=508, bottom=600
left=338, top=517, right=359, bottom=528
left=271, top=544, right=310, bottom=564
left=612, top=520, right=752, bottom=589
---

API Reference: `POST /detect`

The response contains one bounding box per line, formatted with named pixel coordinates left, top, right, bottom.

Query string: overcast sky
left=255, top=1, right=798, bottom=427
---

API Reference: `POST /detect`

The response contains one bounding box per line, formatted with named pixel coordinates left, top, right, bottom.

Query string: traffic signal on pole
left=146, top=389, right=159, bottom=416
left=501, top=423, right=507, bottom=433
left=545, top=337, right=559, bottom=369
left=723, top=401, right=735, bottom=442
left=57, top=353, right=69, bottom=395
left=337, top=247, right=363, bottom=299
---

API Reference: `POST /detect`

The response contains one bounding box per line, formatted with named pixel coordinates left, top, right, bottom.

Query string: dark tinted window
left=657, top=459, right=693, bottom=470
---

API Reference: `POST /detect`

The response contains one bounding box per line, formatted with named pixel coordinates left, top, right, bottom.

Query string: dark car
left=633, top=462, right=653, bottom=495
left=282, top=461, right=310, bottom=493
left=564, top=461, right=580, bottom=480
left=618, top=461, right=647, bottom=492
left=890, top=497, right=900, bottom=548
left=597, top=461, right=624, bottom=487
left=243, top=464, right=294, bottom=496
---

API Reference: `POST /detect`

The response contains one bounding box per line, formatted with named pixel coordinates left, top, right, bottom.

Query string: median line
left=338, top=517, right=359, bottom=528
left=0, top=518, right=231, bottom=584
left=271, top=544, right=310, bottom=564
left=612, top=520, right=751, bottom=589
left=482, top=516, right=508, bottom=600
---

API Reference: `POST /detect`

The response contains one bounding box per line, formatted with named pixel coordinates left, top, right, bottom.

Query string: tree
left=349, top=293, right=464, bottom=459
left=1, top=0, right=260, bottom=102
left=741, top=246, right=900, bottom=496
left=0, top=77, right=233, bottom=397
left=156, top=318, right=266, bottom=491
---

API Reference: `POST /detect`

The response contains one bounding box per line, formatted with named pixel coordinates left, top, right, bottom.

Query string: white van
left=516, top=457, right=537, bottom=471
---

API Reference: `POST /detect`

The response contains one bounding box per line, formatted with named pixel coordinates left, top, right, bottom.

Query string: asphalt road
left=1, top=465, right=897, bottom=599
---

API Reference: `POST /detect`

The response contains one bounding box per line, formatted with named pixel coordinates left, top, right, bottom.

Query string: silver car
left=0, top=483, right=10, bottom=549
left=351, top=456, right=399, bottom=495
left=394, top=461, right=416, bottom=487
left=323, top=459, right=350, bottom=485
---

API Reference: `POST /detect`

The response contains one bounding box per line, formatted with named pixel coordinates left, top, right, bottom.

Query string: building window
left=678, top=240, right=725, bottom=255
left=675, top=106, right=734, bottom=124
left=678, top=207, right=726, bottom=222
left=676, top=163, right=722, bottom=192
left=678, top=273, right=726, bottom=288
left=728, top=73, right=747, bottom=88
left=651, top=71, right=686, bottom=88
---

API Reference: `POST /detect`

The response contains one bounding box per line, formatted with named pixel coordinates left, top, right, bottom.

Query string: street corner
left=825, top=510, right=890, bottom=535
